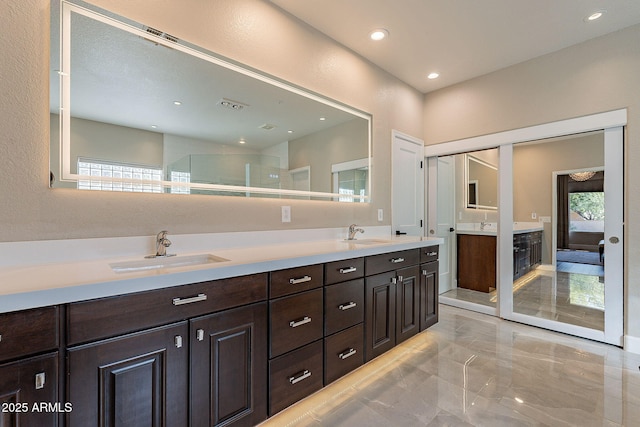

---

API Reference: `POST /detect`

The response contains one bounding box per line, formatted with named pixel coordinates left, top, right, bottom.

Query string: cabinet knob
left=35, top=372, right=46, bottom=390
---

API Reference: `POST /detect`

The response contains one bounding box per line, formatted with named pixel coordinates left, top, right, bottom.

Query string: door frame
left=425, top=109, right=626, bottom=346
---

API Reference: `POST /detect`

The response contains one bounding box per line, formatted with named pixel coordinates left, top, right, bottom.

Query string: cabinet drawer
left=270, top=264, right=323, bottom=298
left=420, top=245, right=439, bottom=264
left=269, top=340, right=323, bottom=415
left=67, top=273, right=268, bottom=345
left=0, top=306, right=59, bottom=363
left=324, top=324, right=364, bottom=385
left=324, top=279, right=364, bottom=336
left=270, top=289, right=323, bottom=358
left=325, top=257, right=364, bottom=285
left=365, top=249, right=420, bottom=276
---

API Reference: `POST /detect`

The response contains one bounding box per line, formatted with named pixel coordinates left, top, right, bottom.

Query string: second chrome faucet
left=146, top=230, right=176, bottom=258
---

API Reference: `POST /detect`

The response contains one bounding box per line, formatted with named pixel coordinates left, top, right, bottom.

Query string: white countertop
left=0, top=232, right=443, bottom=314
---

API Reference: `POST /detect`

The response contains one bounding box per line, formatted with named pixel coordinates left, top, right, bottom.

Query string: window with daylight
left=77, top=159, right=163, bottom=193
left=569, top=192, right=605, bottom=233
left=170, top=171, right=191, bottom=194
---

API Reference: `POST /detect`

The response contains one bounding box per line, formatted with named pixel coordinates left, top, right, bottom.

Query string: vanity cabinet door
left=67, top=322, right=189, bottom=427
left=420, top=261, right=439, bottom=331
left=395, top=265, right=420, bottom=345
left=364, top=271, right=396, bottom=362
left=190, top=303, right=268, bottom=427
left=0, top=352, right=59, bottom=427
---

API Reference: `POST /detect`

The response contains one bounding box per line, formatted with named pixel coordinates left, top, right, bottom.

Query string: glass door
left=501, top=128, right=623, bottom=345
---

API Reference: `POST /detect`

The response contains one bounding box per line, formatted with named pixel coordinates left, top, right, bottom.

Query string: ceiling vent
left=259, top=123, right=277, bottom=131
left=217, top=98, right=249, bottom=111
left=143, top=26, right=179, bottom=44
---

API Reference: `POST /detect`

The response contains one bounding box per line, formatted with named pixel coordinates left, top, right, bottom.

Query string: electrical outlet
left=377, top=209, right=384, bottom=221
left=281, top=206, right=291, bottom=223
left=531, top=212, right=537, bottom=220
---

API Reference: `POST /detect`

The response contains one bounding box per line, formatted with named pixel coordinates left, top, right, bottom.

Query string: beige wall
left=0, top=0, right=423, bottom=242
left=289, top=118, right=368, bottom=193
left=424, top=25, right=640, bottom=341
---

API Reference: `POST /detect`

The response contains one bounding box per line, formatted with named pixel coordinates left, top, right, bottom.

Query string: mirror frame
left=52, top=0, right=372, bottom=202
left=465, top=153, right=498, bottom=210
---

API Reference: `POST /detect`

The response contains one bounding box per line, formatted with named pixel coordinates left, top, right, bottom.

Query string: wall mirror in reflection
left=50, top=0, right=371, bottom=201
left=465, top=151, right=498, bottom=210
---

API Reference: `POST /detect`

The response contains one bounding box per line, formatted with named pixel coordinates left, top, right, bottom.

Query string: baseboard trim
left=624, top=335, right=640, bottom=354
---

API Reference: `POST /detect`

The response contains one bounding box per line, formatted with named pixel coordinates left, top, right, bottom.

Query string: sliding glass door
left=426, top=110, right=625, bottom=346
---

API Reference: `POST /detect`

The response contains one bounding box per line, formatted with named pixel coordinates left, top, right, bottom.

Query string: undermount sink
left=110, top=253, right=229, bottom=273
left=342, top=238, right=391, bottom=246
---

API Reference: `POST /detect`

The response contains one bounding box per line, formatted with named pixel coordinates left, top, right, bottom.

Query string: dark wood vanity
left=0, top=244, right=439, bottom=426
left=457, top=231, right=542, bottom=293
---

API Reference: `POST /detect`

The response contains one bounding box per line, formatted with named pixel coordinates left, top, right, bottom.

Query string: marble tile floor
left=441, top=265, right=605, bottom=331
left=260, top=305, right=640, bottom=427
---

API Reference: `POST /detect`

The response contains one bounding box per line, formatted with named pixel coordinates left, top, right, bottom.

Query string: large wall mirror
left=465, top=151, right=498, bottom=210
left=50, top=0, right=371, bottom=202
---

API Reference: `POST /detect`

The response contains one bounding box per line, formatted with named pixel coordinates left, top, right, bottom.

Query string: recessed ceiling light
left=287, top=130, right=294, bottom=134
left=370, top=29, right=388, bottom=41
left=151, top=125, right=157, bottom=129
left=173, top=101, right=182, bottom=106
left=427, top=72, right=440, bottom=80
left=319, top=117, right=326, bottom=121
left=238, top=139, right=246, bottom=144
left=586, top=10, right=605, bottom=21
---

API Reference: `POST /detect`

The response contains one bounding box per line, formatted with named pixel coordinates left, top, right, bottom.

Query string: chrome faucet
left=146, top=230, right=175, bottom=258
left=347, top=224, right=365, bottom=240
left=480, top=221, right=487, bottom=231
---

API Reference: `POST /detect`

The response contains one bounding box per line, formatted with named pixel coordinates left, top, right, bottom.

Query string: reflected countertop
left=456, top=222, right=544, bottom=236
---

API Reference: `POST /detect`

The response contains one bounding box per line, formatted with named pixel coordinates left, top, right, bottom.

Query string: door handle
left=609, top=236, right=620, bottom=244
left=449, top=227, right=455, bottom=232
left=395, top=230, right=407, bottom=235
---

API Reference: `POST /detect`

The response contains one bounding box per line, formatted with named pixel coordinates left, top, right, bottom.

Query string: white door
left=392, top=130, right=424, bottom=236
left=427, top=156, right=456, bottom=293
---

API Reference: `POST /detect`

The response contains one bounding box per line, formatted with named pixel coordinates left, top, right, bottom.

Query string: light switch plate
left=281, top=206, right=291, bottom=223
left=378, top=209, right=384, bottom=221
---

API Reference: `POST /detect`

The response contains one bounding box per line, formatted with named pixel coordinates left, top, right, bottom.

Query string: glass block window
left=77, top=159, right=163, bottom=193
left=170, top=171, right=191, bottom=194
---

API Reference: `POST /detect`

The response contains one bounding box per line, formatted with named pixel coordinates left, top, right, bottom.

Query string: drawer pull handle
left=426, top=251, right=438, bottom=256
left=175, top=335, right=183, bottom=348
left=339, top=302, right=357, bottom=311
left=289, top=316, right=312, bottom=328
left=173, top=293, right=207, bottom=306
left=289, top=275, right=312, bottom=285
left=196, top=329, right=205, bottom=342
left=338, top=348, right=357, bottom=360
left=390, top=257, right=405, bottom=263
left=289, top=369, right=311, bottom=385
left=339, top=267, right=357, bottom=274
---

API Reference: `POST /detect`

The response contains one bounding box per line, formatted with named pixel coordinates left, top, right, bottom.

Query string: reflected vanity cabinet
left=0, top=307, right=61, bottom=427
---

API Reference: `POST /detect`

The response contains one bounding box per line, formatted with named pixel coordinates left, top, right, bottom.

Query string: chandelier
left=569, top=171, right=596, bottom=182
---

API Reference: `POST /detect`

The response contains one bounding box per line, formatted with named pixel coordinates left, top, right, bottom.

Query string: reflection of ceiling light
left=569, top=171, right=596, bottom=181
left=218, top=98, right=249, bottom=111
left=586, top=11, right=605, bottom=21
left=173, top=101, right=182, bottom=106
left=427, top=72, right=439, bottom=79
left=370, top=29, right=388, bottom=41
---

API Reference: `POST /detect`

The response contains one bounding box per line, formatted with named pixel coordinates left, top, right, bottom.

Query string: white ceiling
left=270, top=0, right=640, bottom=93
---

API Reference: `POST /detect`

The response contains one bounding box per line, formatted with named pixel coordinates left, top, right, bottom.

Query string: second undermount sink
left=342, top=238, right=391, bottom=246
left=110, top=253, right=229, bottom=273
